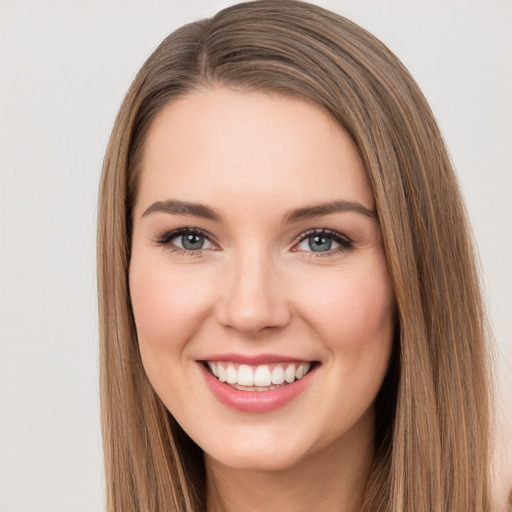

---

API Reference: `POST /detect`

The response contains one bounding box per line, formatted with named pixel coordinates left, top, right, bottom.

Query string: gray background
left=1, top=1, right=511, bottom=510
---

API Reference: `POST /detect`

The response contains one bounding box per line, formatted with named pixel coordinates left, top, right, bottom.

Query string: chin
left=199, top=424, right=322, bottom=473
left=206, top=445, right=307, bottom=473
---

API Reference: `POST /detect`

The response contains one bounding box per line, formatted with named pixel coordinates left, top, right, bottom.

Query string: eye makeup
left=153, top=226, right=353, bottom=257
left=292, top=228, right=353, bottom=256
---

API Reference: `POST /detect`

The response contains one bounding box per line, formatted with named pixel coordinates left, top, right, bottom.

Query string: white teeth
left=271, top=365, right=285, bottom=385
left=284, top=365, right=296, bottom=383
left=209, top=361, right=219, bottom=377
left=207, top=361, right=313, bottom=387
left=217, top=364, right=227, bottom=382
left=237, top=364, right=254, bottom=386
left=295, top=363, right=311, bottom=379
left=226, top=364, right=237, bottom=384
left=254, top=365, right=272, bottom=387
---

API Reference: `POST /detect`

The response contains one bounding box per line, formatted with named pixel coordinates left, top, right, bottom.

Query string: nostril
left=216, top=296, right=292, bottom=335
left=214, top=262, right=291, bottom=334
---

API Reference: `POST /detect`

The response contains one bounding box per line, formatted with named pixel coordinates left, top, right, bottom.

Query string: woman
left=97, top=1, right=494, bottom=510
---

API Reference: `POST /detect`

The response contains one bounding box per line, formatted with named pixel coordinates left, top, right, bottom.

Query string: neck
left=205, top=411, right=375, bottom=512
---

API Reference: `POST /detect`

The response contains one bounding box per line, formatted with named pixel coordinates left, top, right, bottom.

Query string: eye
left=155, top=228, right=215, bottom=252
left=294, top=229, right=352, bottom=254
left=173, top=232, right=212, bottom=251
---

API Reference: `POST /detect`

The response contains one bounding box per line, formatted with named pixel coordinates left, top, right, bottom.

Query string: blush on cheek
left=129, top=262, right=217, bottom=353
left=301, top=271, right=393, bottom=352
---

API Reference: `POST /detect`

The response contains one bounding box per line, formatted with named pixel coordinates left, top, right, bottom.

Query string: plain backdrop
left=1, top=1, right=511, bottom=511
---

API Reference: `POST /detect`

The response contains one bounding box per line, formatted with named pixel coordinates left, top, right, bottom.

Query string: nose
left=215, top=248, right=291, bottom=336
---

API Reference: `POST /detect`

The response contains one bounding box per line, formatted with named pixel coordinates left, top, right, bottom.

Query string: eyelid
left=153, top=226, right=352, bottom=255
left=291, top=228, right=353, bottom=253
left=154, top=227, right=219, bottom=251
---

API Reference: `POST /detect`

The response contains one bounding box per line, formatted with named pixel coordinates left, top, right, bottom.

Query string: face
left=129, top=88, right=394, bottom=472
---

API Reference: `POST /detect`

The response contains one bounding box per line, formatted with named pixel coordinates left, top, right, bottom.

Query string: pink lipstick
left=198, top=356, right=317, bottom=413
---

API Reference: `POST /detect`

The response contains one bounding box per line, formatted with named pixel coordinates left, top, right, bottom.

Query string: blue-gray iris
left=309, top=235, right=332, bottom=252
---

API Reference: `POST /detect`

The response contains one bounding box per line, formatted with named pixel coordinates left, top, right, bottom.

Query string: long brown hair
left=97, top=1, right=493, bottom=510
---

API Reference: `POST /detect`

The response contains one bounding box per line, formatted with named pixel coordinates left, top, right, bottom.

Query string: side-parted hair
left=97, top=1, right=493, bottom=510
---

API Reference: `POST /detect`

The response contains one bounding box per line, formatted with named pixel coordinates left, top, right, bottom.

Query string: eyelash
left=294, top=228, right=353, bottom=256
left=154, top=227, right=353, bottom=256
left=154, top=227, right=216, bottom=256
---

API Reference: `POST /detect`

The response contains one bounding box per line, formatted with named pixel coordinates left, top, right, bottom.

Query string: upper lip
left=199, top=353, right=315, bottom=365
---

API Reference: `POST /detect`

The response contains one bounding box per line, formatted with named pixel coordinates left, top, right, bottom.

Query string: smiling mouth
left=203, top=361, right=317, bottom=392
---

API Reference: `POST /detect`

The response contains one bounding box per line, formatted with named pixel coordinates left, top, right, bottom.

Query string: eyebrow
left=142, top=199, right=223, bottom=221
left=141, top=198, right=377, bottom=223
left=282, top=200, right=377, bottom=223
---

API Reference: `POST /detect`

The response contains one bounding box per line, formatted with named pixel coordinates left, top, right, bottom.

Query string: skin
left=129, top=88, right=395, bottom=512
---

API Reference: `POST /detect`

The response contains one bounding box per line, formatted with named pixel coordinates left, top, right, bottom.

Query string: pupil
left=309, top=235, right=332, bottom=252
left=182, top=234, right=204, bottom=250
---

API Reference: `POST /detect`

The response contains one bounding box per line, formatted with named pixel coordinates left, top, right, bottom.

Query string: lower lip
left=199, top=363, right=316, bottom=413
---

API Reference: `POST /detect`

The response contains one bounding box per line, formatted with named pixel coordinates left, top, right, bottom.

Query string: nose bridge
left=216, top=244, right=290, bottom=335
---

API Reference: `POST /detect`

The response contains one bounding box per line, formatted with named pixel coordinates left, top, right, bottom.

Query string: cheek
left=289, top=259, right=395, bottom=399
left=296, top=266, right=394, bottom=348
left=128, top=254, right=215, bottom=355
left=128, top=254, right=219, bottom=415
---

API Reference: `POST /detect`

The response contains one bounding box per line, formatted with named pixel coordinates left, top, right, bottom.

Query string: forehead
left=136, top=87, right=374, bottom=216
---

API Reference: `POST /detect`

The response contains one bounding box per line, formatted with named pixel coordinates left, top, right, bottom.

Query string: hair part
left=97, top=1, right=493, bottom=510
